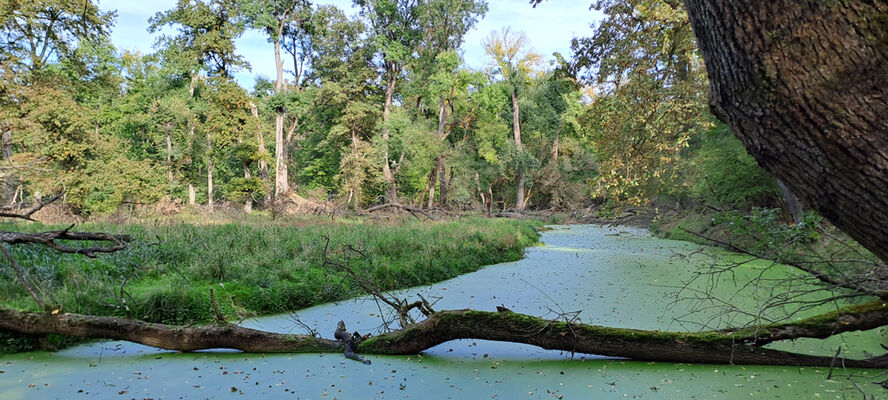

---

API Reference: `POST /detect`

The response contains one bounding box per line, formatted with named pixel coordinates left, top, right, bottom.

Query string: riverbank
left=0, top=215, right=540, bottom=353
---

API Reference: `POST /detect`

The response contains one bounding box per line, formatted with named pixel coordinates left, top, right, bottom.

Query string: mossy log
left=3, top=302, right=888, bottom=367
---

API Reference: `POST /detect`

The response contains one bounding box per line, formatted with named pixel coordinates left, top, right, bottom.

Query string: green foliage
left=711, top=208, right=823, bottom=255
left=226, top=177, right=268, bottom=201
left=689, top=125, right=779, bottom=209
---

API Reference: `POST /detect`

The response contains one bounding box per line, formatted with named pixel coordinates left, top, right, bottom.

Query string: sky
left=99, top=0, right=602, bottom=88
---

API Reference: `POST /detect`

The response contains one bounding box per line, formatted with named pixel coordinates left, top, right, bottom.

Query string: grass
left=0, top=214, right=541, bottom=333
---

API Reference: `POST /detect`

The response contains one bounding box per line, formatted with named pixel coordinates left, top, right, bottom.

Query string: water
left=2, top=225, right=886, bottom=399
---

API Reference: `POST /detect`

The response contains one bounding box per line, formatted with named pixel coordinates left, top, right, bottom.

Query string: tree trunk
left=684, top=0, right=888, bottom=262
left=249, top=102, right=269, bottom=187
left=4, top=302, right=888, bottom=367
left=188, top=184, right=196, bottom=206
left=165, top=133, right=174, bottom=184
left=425, top=163, right=437, bottom=209
left=438, top=158, right=448, bottom=207
left=273, top=38, right=289, bottom=199
left=187, top=73, right=199, bottom=206
left=776, top=179, right=802, bottom=224
left=382, top=69, right=398, bottom=203
left=207, top=160, right=214, bottom=211
left=1, top=130, right=11, bottom=160
left=512, top=86, right=525, bottom=211
left=239, top=136, right=253, bottom=213
left=274, top=113, right=289, bottom=197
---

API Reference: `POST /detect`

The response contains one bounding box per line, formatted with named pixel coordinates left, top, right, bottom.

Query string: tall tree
left=0, top=0, right=114, bottom=160
left=150, top=0, right=248, bottom=209
left=683, top=0, right=888, bottom=262
left=413, top=0, right=487, bottom=208
left=482, top=28, right=542, bottom=211
left=354, top=0, right=425, bottom=202
left=241, top=0, right=311, bottom=201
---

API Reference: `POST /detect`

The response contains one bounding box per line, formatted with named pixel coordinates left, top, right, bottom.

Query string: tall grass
left=0, top=215, right=540, bottom=327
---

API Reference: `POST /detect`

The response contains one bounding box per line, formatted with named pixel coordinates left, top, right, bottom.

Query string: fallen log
left=364, top=203, right=435, bottom=220
left=3, top=301, right=888, bottom=367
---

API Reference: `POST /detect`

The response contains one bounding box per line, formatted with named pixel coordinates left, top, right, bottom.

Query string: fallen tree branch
left=3, top=301, right=888, bottom=367
left=0, top=226, right=131, bottom=258
left=0, top=244, right=47, bottom=309
left=365, top=203, right=435, bottom=221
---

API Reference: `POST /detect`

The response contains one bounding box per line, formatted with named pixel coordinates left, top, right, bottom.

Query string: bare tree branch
left=0, top=225, right=131, bottom=258
left=0, top=193, right=63, bottom=221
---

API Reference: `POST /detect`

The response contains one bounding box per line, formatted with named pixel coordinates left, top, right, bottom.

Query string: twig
left=1, top=244, right=48, bottom=309
left=827, top=346, right=841, bottom=380
left=209, top=288, right=226, bottom=323
left=679, top=228, right=886, bottom=298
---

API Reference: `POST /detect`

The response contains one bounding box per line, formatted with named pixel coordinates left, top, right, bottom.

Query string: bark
left=274, top=113, right=289, bottom=197
left=684, top=0, right=888, bottom=262
left=438, top=158, right=448, bottom=207
left=512, top=86, right=526, bottom=211
left=776, top=179, right=802, bottom=224
left=425, top=164, right=436, bottom=209
left=2, top=130, right=11, bottom=160
left=188, top=184, right=196, bottom=206
left=4, top=302, right=888, bottom=367
left=206, top=138, right=214, bottom=212
left=165, top=133, right=174, bottom=184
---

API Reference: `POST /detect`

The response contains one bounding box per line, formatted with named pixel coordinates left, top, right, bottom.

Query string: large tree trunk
left=4, top=302, right=888, bottom=367
left=512, top=86, right=526, bottom=211
left=684, top=0, right=888, bottom=262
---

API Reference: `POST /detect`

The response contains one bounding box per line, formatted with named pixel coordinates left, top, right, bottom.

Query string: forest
left=0, top=0, right=769, bottom=216
left=2, top=0, right=888, bottom=399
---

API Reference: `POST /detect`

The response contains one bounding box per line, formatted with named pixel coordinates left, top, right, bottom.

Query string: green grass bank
left=0, top=215, right=540, bottom=351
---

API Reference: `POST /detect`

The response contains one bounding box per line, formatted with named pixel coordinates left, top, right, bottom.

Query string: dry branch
left=679, top=228, right=888, bottom=298
left=0, top=226, right=131, bottom=258
left=365, top=203, right=435, bottom=220
left=0, top=193, right=63, bottom=221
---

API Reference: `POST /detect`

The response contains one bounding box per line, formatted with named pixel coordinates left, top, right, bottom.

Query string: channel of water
left=1, top=224, right=885, bottom=399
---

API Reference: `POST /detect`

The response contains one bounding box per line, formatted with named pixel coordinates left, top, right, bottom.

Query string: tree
left=0, top=0, right=114, bottom=160
left=482, top=28, right=542, bottom=210
left=241, top=0, right=311, bottom=201
left=354, top=0, right=426, bottom=202
left=682, top=0, right=888, bottom=263
left=571, top=0, right=712, bottom=206
left=412, top=0, right=487, bottom=208
left=150, top=0, right=249, bottom=209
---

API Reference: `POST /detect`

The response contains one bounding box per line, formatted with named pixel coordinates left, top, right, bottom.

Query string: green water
left=2, top=225, right=886, bottom=399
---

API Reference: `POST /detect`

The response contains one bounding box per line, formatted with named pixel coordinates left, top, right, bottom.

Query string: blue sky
left=100, top=0, right=601, bottom=88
